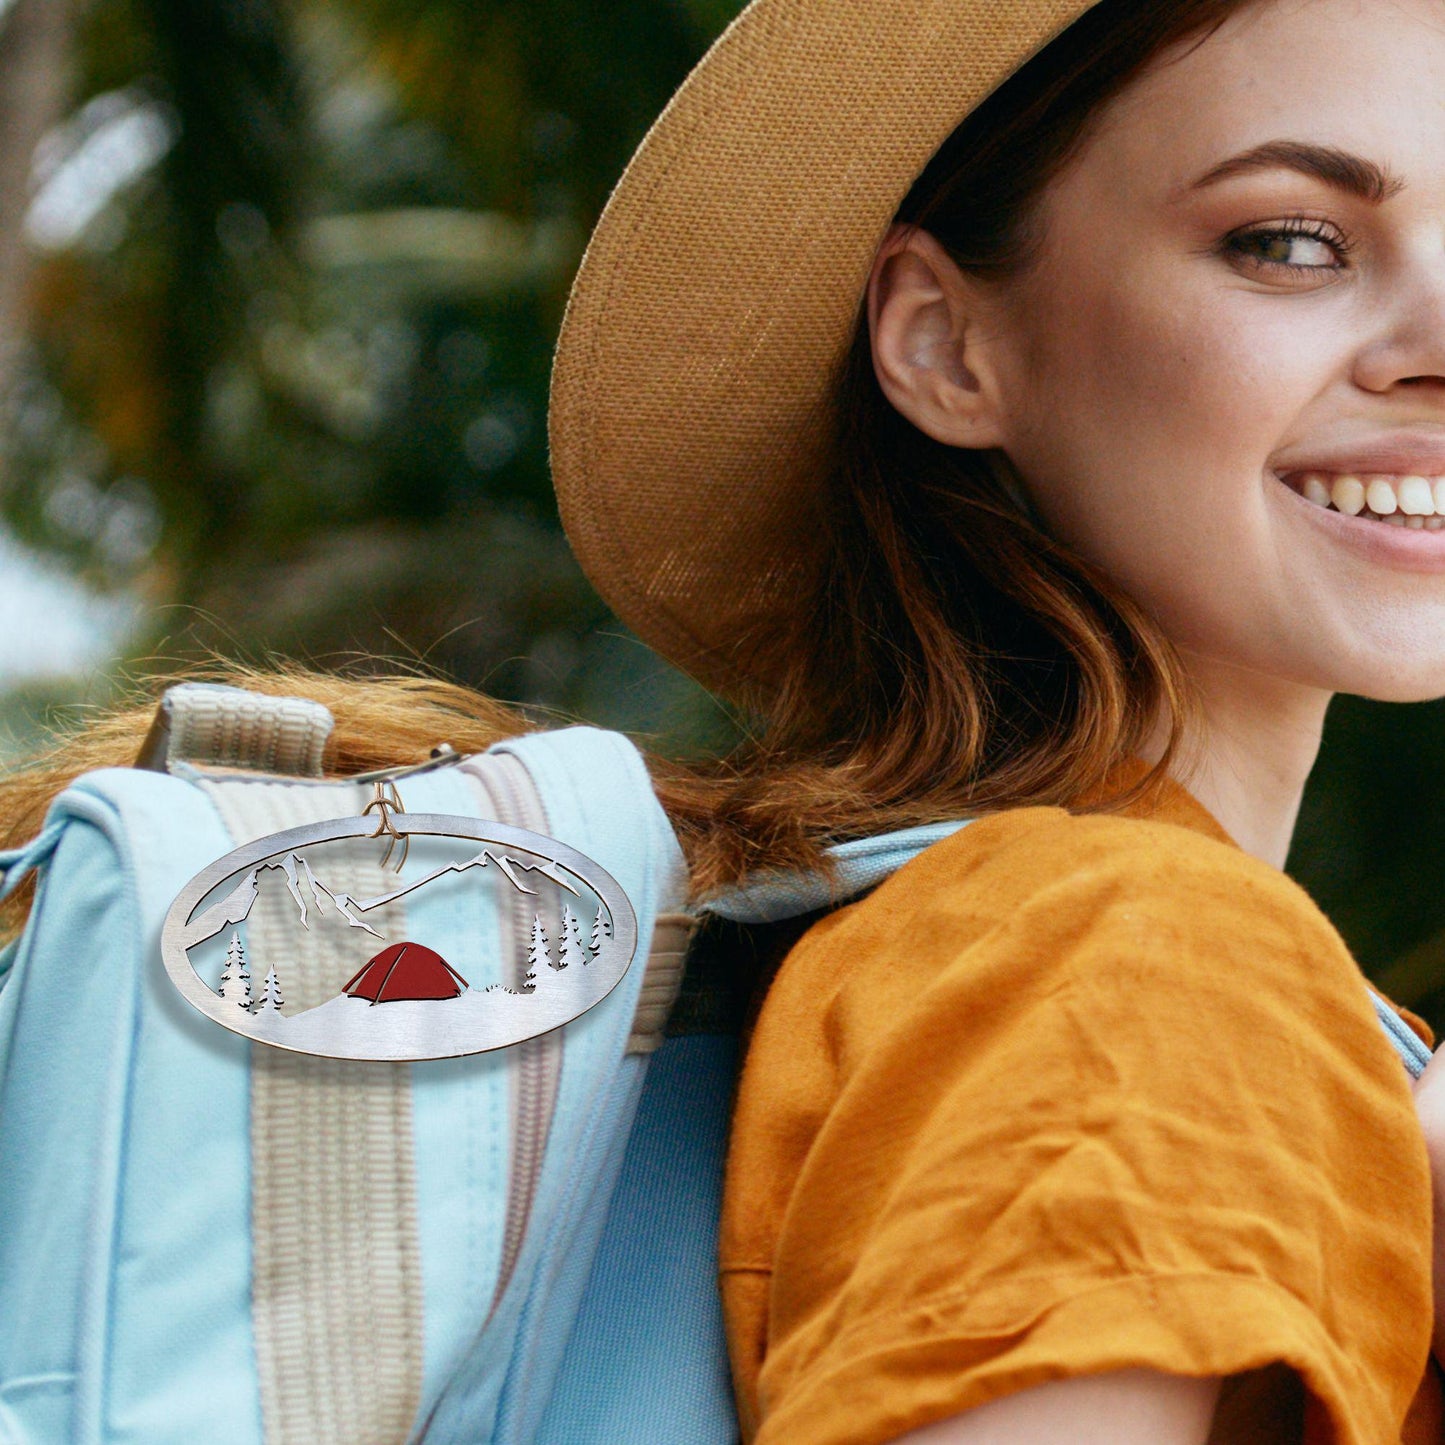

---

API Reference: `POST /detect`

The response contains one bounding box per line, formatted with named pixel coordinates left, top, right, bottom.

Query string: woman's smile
left=1273, top=429, right=1445, bottom=553
left=1272, top=467, right=1445, bottom=573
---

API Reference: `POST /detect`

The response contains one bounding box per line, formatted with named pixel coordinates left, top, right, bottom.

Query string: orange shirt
left=720, top=777, right=1441, bottom=1444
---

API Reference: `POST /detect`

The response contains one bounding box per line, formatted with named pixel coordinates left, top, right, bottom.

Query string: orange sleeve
left=727, top=812, right=1436, bottom=1445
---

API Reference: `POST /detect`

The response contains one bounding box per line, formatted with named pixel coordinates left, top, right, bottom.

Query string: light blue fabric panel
left=536, top=1032, right=739, bottom=1443
left=491, top=1050, right=649, bottom=1445
left=0, top=797, right=132, bottom=1445
left=410, top=1049, right=645, bottom=1445
left=67, top=771, right=262, bottom=1445
left=418, top=727, right=688, bottom=1443
left=708, top=821, right=972, bottom=924
left=392, top=766, right=512, bottom=1436
left=0, top=773, right=260, bottom=1445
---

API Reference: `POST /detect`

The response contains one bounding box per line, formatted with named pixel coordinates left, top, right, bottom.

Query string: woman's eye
left=1224, top=223, right=1349, bottom=275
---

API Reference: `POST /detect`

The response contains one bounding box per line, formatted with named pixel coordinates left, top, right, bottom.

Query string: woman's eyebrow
left=1184, top=140, right=1405, bottom=203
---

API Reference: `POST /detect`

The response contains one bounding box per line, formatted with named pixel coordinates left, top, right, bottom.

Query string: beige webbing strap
left=627, top=913, right=695, bottom=1054
left=138, top=683, right=333, bottom=776
left=199, top=776, right=424, bottom=1445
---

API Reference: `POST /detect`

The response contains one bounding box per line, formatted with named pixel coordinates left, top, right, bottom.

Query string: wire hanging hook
left=362, top=780, right=410, bottom=872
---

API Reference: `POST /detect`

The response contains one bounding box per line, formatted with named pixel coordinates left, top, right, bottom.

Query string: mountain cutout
left=186, top=844, right=582, bottom=951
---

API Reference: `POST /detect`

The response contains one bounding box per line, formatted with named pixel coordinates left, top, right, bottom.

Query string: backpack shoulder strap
left=704, top=820, right=972, bottom=925
left=1369, top=990, right=1433, bottom=1078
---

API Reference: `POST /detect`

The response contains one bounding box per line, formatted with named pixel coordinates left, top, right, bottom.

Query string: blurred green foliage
left=3, top=0, right=1444, bottom=1024
left=1290, top=696, right=1445, bottom=1025
left=4, top=0, right=745, bottom=751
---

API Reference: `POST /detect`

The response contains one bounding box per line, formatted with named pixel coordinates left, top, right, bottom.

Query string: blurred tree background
left=0, top=0, right=746, bottom=750
left=1, top=0, right=1443, bottom=1025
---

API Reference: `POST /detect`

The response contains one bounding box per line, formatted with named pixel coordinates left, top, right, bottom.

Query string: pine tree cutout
left=525, top=914, right=551, bottom=991
left=588, top=907, right=611, bottom=958
left=559, top=904, right=587, bottom=971
left=258, top=967, right=285, bottom=1015
left=219, top=929, right=252, bottom=1010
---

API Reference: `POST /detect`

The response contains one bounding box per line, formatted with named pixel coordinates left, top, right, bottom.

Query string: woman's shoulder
left=898, top=794, right=1291, bottom=903
left=803, top=794, right=1335, bottom=964
left=764, top=794, right=1368, bottom=1072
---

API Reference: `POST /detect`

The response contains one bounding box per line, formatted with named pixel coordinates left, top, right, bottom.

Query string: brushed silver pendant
left=161, top=794, right=637, bottom=1063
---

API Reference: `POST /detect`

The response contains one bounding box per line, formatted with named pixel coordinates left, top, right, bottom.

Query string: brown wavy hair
left=0, top=0, right=1245, bottom=932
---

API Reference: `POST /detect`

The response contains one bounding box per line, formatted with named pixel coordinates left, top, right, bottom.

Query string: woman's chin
left=1313, top=653, right=1445, bottom=705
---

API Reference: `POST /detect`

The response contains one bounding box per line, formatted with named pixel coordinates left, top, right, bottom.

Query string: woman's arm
left=889, top=1369, right=1222, bottom=1445
left=1413, top=1047, right=1445, bottom=1367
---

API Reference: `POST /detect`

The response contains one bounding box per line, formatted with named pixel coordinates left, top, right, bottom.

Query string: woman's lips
left=1273, top=468, right=1445, bottom=573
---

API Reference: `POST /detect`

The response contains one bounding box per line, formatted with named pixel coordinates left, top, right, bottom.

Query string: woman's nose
left=1353, top=259, right=1445, bottom=396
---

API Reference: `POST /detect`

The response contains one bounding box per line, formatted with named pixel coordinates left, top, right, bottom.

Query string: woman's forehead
left=1077, top=0, right=1445, bottom=190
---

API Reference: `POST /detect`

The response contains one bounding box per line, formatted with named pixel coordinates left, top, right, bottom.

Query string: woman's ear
left=867, top=224, right=1010, bottom=449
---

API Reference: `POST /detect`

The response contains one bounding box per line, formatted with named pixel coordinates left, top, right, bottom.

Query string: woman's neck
left=1148, top=653, right=1332, bottom=870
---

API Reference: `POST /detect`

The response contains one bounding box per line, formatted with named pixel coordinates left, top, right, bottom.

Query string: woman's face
left=990, top=0, right=1445, bottom=702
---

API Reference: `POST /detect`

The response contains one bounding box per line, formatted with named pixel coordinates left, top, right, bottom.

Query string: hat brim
left=550, top=0, right=1101, bottom=706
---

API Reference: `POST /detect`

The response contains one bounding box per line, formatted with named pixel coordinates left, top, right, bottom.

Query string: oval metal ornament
left=161, top=811, right=638, bottom=1062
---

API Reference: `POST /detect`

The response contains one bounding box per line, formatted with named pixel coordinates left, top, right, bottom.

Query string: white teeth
left=1366, top=477, right=1399, bottom=515
left=1331, top=475, right=1367, bottom=515
left=1398, top=475, right=1435, bottom=515
left=1288, top=468, right=1445, bottom=529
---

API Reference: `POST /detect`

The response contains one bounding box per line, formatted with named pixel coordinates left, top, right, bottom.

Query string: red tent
left=343, top=942, right=468, bottom=1004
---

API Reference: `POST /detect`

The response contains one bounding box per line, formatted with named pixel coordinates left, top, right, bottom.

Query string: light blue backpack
left=0, top=683, right=1428, bottom=1445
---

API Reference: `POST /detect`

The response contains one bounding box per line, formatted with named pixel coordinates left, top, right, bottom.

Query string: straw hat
left=550, top=0, right=1099, bottom=706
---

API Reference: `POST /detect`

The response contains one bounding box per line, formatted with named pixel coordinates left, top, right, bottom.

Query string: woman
left=3, top=0, right=1443, bottom=1439
left=548, top=0, right=1445, bottom=1438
